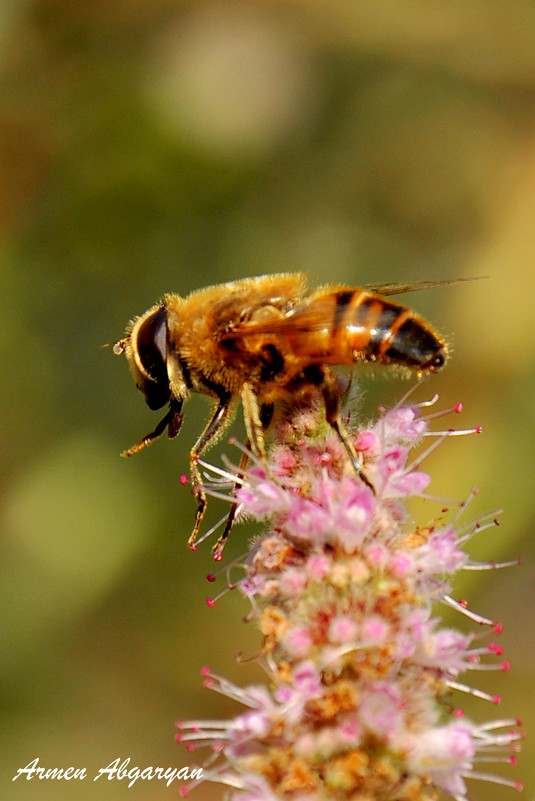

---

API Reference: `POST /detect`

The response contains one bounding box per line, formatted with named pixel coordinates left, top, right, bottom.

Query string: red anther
left=180, top=785, right=189, bottom=795
left=175, top=733, right=182, bottom=742
left=180, top=474, right=189, bottom=485
left=454, top=708, right=464, bottom=718
left=206, top=597, right=215, bottom=607
left=509, top=756, right=518, bottom=766
left=494, top=622, right=503, bottom=634
left=488, top=643, right=503, bottom=655
left=459, top=599, right=468, bottom=608
left=454, top=402, right=463, bottom=413
left=200, top=666, right=211, bottom=675
left=514, top=781, right=523, bottom=792
left=207, top=573, right=216, bottom=583
left=492, top=694, right=501, bottom=705
left=213, top=552, right=223, bottom=562
left=476, top=426, right=483, bottom=433
left=502, top=660, right=510, bottom=672
left=189, top=543, right=197, bottom=552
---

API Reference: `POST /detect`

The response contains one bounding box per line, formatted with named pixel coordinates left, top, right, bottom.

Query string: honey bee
left=114, top=273, right=448, bottom=555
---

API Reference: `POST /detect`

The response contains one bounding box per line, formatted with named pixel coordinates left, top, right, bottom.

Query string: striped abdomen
left=287, top=289, right=448, bottom=373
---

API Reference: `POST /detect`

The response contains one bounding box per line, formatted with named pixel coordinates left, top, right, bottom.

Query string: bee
left=114, top=273, right=448, bottom=555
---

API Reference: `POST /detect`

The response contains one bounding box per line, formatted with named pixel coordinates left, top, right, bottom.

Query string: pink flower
left=359, top=682, right=404, bottom=738
left=177, top=396, right=522, bottom=800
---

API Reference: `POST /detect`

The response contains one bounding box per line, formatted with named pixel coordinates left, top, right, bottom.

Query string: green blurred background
left=1, top=1, right=534, bottom=799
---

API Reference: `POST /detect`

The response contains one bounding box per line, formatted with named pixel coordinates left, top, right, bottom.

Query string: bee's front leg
left=187, top=394, right=235, bottom=549
left=188, top=458, right=207, bottom=549
left=121, top=401, right=183, bottom=457
left=212, top=398, right=274, bottom=558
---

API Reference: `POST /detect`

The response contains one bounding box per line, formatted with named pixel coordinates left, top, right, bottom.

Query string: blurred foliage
left=1, top=2, right=535, bottom=800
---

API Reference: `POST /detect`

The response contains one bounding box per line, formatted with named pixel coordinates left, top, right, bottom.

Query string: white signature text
left=13, top=757, right=203, bottom=788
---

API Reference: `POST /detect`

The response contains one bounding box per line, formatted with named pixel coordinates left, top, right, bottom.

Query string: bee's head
left=114, top=303, right=187, bottom=457
left=114, top=304, right=172, bottom=410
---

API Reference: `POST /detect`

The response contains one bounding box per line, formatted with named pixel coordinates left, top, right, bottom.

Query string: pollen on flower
left=176, top=394, right=522, bottom=801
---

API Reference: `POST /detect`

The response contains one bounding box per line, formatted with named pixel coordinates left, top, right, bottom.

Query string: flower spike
left=177, top=394, right=522, bottom=800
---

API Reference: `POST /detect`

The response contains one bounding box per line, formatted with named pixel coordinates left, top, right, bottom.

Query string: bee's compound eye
left=131, top=306, right=171, bottom=409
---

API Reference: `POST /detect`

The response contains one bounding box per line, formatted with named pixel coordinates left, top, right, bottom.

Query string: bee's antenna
left=112, top=339, right=128, bottom=355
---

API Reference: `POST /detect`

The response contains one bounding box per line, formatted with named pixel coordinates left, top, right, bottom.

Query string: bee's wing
left=362, top=277, right=484, bottom=296
left=221, top=278, right=482, bottom=341
left=220, top=277, right=485, bottom=343
left=220, top=294, right=356, bottom=339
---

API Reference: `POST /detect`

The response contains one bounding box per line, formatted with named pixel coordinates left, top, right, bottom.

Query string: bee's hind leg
left=321, top=370, right=375, bottom=494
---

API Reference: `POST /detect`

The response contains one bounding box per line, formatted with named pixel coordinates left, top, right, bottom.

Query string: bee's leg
left=121, top=400, right=183, bottom=457
left=321, top=370, right=375, bottom=493
left=188, top=393, right=234, bottom=549
left=240, top=382, right=267, bottom=459
left=211, top=447, right=250, bottom=559
left=212, top=401, right=274, bottom=559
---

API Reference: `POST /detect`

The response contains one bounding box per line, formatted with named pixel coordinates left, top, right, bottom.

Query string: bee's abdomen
left=327, top=290, right=447, bottom=373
